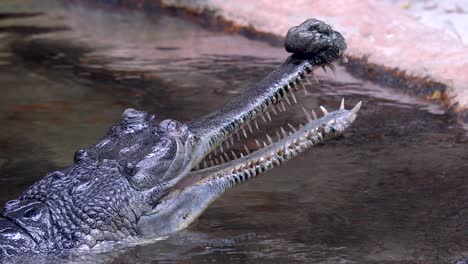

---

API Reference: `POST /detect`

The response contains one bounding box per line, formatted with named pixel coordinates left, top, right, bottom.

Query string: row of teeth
left=193, top=97, right=359, bottom=171
left=212, top=99, right=361, bottom=187
left=228, top=65, right=336, bottom=141
left=193, top=62, right=339, bottom=171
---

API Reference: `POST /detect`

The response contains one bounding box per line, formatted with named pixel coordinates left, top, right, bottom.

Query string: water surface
left=0, top=1, right=467, bottom=263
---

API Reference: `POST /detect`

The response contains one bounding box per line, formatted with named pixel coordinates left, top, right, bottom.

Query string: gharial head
left=1, top=18, right=360, bottom=252
left=3, top=110, right=202, bottom=250
left=89, top=109, right=198, bottom=191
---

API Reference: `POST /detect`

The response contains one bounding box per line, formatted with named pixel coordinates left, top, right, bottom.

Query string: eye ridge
left=23, top=208, right=38, bottom=219
left=161, top=119, right=186, bottom=136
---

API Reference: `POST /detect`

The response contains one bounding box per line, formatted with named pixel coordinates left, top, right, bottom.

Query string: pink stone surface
left=163, top=0, right=468, bottom=110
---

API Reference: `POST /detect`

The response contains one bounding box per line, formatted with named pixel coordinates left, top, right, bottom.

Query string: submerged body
left=0, top=18, right=361, bottom=260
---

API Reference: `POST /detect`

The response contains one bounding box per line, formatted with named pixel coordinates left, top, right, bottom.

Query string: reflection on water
left=0, top=0, right=467, bottom=263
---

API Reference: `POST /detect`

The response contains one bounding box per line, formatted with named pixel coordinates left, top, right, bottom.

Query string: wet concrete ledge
left=72, top=0, right=468, bottom=119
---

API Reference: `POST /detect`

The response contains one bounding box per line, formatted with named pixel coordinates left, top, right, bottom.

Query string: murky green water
left=0, top=1, right=467, bottom=263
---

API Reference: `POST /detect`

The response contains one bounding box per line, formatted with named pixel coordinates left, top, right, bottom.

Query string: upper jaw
left=187, top=18, right=347, bottom=167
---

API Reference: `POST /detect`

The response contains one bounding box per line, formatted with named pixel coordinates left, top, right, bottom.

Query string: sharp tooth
left=242, top=128, right=248, bottom=138
left=321, top=65, right=327, bottom=72
left=328, top=63, right=336, bottom=74
left=312, top=74, right=319, bottom=83
left=275, top=131, right=281, bottom=140
left=247, top=123, right=253, bottom=134
left=266, top=134, right=273, bottom=144
left=271, top=107, right=278, bottom=116
left=280, top=127, right=288, bottom=137
left=219, top=144, right=224, bottom=153
left=317, top=132, right=323, bottom=140
left=229, top=136, right=234, bottom=146
left=254, top=120, right=259, bottom=130
left=276, top=105, right=283, bottom=113
left=311, top=109, right=318, bottom=120
left=306, top=77, right=313, bottom=86
left=236, top=131, right=241, bottom=140
left=340, top=98, right=345, bottom=110
left=351, top=101, right=362, bottom=114
left=244, top=145, right=251, bottom=154
left=342, top=56, right=348, bottom=63
left=270, top=96, right=277, bottom=105
left=240, top=152, right=244, bottom=158
left=255, top=139, right=261, bottom=149
left=290, top=93, right=298, bottom=104
left=219, top=155, right=226, bottom=163
left=284, top=95, right=291, bottom=105
left=265, top=111, right=272, bottom=121
left=280, top=101, right=286, bottom=112
left=210, top=159, right=215, bottom=167
left=287, top=123, right=297, bottom=132
left=215, top=158, right=220, bottom=165
left=245, top=169, right=251, bottom=179
left=261, top=114, right=267, bottom=124
left=302, top=107, right=312, bottom=122
left=291, top=83, right=297, bottom=91
left=224, top=153, right=231, bottom=162
left=320, top=106, right=328, bottom=115
left=231, top=151, right=238, bottom=159
left=262, top=141, right=268, bottom=147
left=301, top=83, right=308, bottom=95
left=203, top=160, right=208, bottom=168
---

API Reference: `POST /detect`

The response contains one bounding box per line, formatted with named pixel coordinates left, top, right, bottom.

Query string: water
left=0, top=1, right=467, bottom=263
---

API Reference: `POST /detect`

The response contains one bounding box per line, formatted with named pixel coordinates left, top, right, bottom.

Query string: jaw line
left=176, top=102, right=361, bottom=192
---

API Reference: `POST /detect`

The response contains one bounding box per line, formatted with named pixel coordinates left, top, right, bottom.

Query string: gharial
left=0, top=18, right=362, bottom=260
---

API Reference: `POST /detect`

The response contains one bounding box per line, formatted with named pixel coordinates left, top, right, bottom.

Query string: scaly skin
left=0, top=18, right=361, bottom=260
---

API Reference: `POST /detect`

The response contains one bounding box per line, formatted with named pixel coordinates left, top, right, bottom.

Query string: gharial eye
left=167, top=120, right=178, bottom=131
left=23, top=208, right=38, bottom=219
left=160, top=119, right=186, bottom=136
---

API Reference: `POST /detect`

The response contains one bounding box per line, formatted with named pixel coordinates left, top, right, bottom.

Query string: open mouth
left=182, top=18, right=358, bottom=188
left=185, top=65, right=362, bottom=187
